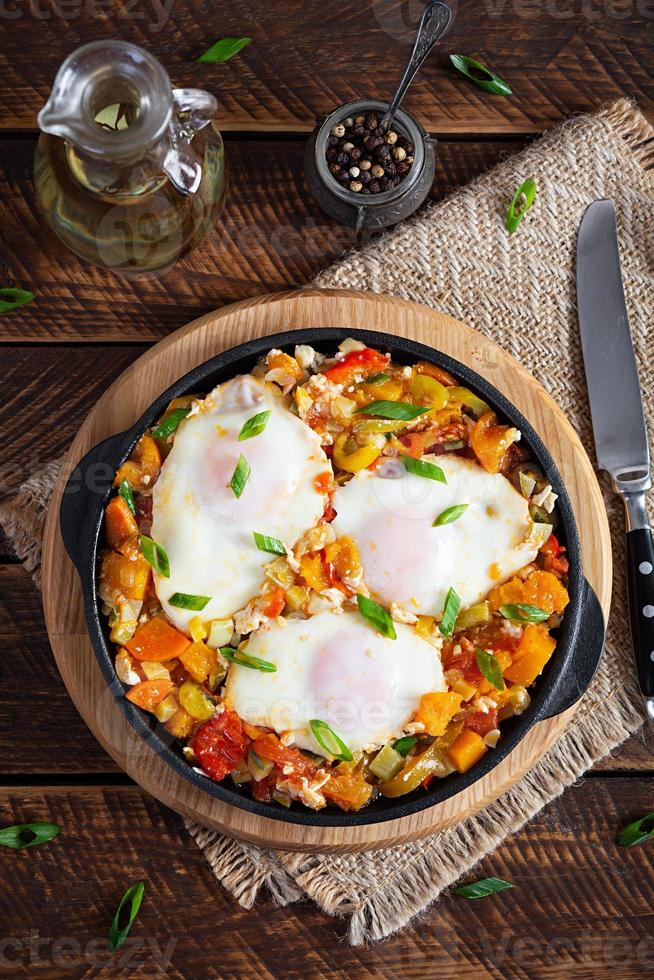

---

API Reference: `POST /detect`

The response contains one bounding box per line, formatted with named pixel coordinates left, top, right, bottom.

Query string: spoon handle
left=380, top=2, right=453, bottom=132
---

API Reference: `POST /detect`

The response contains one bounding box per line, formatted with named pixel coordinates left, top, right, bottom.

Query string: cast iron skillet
left=60, top=328, right=606, bottom=827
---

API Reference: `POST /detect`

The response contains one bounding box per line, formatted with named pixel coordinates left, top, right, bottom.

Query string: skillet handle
left=60, top=432, right=127, bottom=577
left=541, top=578, right=605, bottom=719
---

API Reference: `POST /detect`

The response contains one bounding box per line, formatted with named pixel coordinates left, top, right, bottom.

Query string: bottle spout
left=37, top=97, right=75, bottom=140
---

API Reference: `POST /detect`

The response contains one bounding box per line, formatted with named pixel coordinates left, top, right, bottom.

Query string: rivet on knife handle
left=626, top=526, right=654, bottom=707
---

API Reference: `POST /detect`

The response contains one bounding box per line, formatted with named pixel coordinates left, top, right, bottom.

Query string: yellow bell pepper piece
left=447, top=386, right=491, bottom=419
left=410, top=374, right=449, bottom=410
left=333, top=433, right=381, bottom=473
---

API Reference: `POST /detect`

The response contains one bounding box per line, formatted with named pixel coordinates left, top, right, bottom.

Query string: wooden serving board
left=42, top=289, right=612, bottom=853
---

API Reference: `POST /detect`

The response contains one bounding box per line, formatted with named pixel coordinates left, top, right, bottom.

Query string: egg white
left=331, top=454, right=537, bottom=617
left=225, top=609, right=445, bottom=756
left=150, top=375, right=331, bottom=633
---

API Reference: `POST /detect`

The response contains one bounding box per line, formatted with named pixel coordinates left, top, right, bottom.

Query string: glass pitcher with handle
left=35, top=40, right=226, bottom=275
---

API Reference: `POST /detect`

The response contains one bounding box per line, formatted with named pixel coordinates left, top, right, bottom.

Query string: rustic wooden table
left=1, top=3, right=653, bottom=977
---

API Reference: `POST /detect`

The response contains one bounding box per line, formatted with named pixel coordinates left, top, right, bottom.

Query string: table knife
left=576, top=198, right=654, bottom=718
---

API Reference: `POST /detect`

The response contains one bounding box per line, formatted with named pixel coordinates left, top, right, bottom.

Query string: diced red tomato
left=192, top=709, right=247, bottom=782
left=464, top=709, right=499, bottom=737
left=540, top=533, right=569, bottom=575
left=322, top=348, right=389, bottom=386
left=251, top=734, right=316, bottom=780
left=136, top=495, right=153, bottom=534
left=398, top=432, right=427, bottom=458
left=263, top=586, right=286, bottom=618
left=251, top=772, right=277, bottom=802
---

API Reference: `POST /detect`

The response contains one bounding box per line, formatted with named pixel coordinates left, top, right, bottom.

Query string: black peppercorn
left=353, top=124, right=365, bottom=136
left=328, top=162, right=341, bottom=176
left=349, top=146, right=362, bottom=162
left=326, top=148, right=338, bottom=162
left=369, top=180, right=381, bottom=193
left=404, top=141, right=415, bottom=155
left=365, top=112, right=378, bottom=129
left=337, top=151, right=350, bottom=166
left=385, top=161, right=397, bottom=177
left=328, top=135, right=339, bottom=147
left=359, top=169, right=371, bottom=184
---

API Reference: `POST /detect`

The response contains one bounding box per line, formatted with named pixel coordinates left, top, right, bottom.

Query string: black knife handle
left=626, top=527, right=654, bottom=698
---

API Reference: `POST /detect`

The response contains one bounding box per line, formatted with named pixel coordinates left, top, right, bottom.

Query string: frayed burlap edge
left=0, top=459, right=61, bottom=586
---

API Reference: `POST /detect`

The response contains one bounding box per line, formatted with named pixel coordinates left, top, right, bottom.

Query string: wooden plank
left=0, top=2, right=652, bottom=133
left=0, top=136, right=523, bottom=342
left=0, top=778, right=652, bottom=977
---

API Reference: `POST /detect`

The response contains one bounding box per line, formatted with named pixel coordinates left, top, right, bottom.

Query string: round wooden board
left=42, top=289, right=612, bottom=853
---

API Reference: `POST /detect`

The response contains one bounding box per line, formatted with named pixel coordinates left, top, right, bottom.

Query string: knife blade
left=576, top=199, right=654, bottom=716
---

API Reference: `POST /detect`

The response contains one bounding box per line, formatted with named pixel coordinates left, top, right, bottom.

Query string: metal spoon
left=379, top=2, right=454, bottom=133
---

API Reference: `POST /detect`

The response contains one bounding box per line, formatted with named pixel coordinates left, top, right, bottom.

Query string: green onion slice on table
left=356, top=594, right=397, bottom=640
left=0, top=287, right=35, bottom=313
left=238, top=410, right=271, bottom=441
left=449, top=55, right=512, bottom=96
left=220, top=647, right=277, bottom=673
left=309, top=719, right=353, bottom=762
left=197, top=36, right=252, bottom=63
left=618, top=812, right=654, bottom=847
left=108, top=881, right=145, bottom=952
left=0, top=822, right=61, bottom=850
left=454, top=877, right=514, bottom=899
left=139, top=535, right=170, bottom=578
left=506, top=178, right=536, bottom=235
left=439, top=587, right=461, bottom=637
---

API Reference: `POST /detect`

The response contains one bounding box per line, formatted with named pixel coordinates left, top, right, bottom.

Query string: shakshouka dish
left=99, top=339, right=570, bottom=813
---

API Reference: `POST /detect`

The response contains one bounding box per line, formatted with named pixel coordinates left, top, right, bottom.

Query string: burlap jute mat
left=2, top=99, right=653, bottom=945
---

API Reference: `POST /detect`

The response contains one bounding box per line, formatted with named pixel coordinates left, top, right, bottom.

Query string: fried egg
left=150, top=375, right=331, bottom=633
left=332, top=455, right=537, bottom=616
left=225, top=609, right=445, bottom=755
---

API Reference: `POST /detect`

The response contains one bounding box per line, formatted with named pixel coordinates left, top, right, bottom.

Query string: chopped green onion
left=238, top=410, right=271, bottom=442
left=618, top=812, right=654, bottom=847
left=229, top=454, right=250, bottom=498
left=393, top=736, right=417, bottom=757
left=139, top=535, right=170, bottom=578
left=403, top=456, right=446, bottom=483
left=475, top=648, right=505, bottom=691
left=169, top=592, right=211, bottom=611
left=151, top=407, right=190, bottom=439
left=220, top=646, right=277, bottom=673
left=109, top=881, right=145, bottom=952
left=0, top=286, right=35, bottom=313
left=366, top=372, right=391, bottom=385
left=499, top=603, right=549, bottom=624
left=309, top=719, right=353, bottom=762
left=454, top=877, right=514, bottom=899
left=0, top=821, right=61, bottom=850
left=449, top=55, right=512, bottom=96
left=433, top=503, right=468, bottom=526
left=439, top=587, right=461, bottom=637
left=356, top=594, right=397, bottom=640
left=197, top=36, right=252, bottom=63
left=506, top=178, right=536, bottom=235
left=355, top=400, right=430, bottom=421
left=118, top=479, right=136, bottom=517
left=252, top=532, right=286, bottom=556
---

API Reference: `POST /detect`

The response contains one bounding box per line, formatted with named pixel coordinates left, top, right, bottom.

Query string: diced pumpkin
left=324, top=535, right=361, bottom=582
left=448, top=729, right=488, bottom=774
left=489, top=570, right=569, bottom=615
left=323, top=761, right=374, bottom=812
left=267, top=350, right=303, bottom=380
left=165, top=706, right=195, bottom=739
left=114, top=435, right=162, bottom=489
left=126, top=616, right=190, bottom=662
left=105, top=496, right=138, bottom=550
left=154, top=693, right=179, bottom=723
left=262, top=586, right=286, bottom=618
left=100, top=551, right=151, bottom=601
left=125, top=678, right=174, bottom=712
left=470, top=412, right=516, bottom=473
left=414, top=691, right=463, bottom=737
left=179, top=640, right=214, bottom=683
left=299, top=553, right=330, bottom=592
left=503, top=624, right=556, bottom=687
left=416, top=615, right=435, bottom=639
